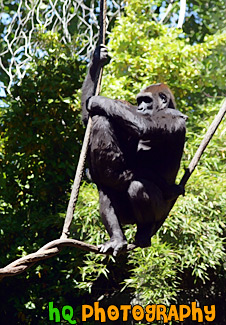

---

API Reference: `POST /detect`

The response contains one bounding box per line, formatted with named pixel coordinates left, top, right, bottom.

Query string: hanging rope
left=61, top=0, right=107, bottom=239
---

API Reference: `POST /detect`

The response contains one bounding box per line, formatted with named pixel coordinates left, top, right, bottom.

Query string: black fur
left=81, top=46, right=187, bottom=256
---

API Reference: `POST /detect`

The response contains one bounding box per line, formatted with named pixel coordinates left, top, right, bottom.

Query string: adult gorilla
left=81, top=45, right=187, bottom=256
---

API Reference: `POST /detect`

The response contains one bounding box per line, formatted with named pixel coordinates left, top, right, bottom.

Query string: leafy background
left=0, top=0, right=225, bottom=324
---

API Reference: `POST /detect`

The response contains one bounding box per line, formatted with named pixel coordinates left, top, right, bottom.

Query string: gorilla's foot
left=135, top=226, right=152, bottom=248
left=134, top=236, right=151, bottom=248
left=98, top=237, right=127, bottom=256
left=164, top=184, right=185, bottom=201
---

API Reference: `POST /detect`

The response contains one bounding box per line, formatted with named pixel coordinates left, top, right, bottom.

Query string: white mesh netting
left=0, top=0, right=123, bottom=94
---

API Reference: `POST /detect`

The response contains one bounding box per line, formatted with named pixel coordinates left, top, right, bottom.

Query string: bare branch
left=177, top=0, right=186, bottom=28
left=160, top=0, right=174, bottom=24
left=0, top=238, right=137, bottom=280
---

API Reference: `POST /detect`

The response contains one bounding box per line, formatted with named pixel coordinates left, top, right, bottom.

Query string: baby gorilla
left=81, top=45, right=187, bottom=256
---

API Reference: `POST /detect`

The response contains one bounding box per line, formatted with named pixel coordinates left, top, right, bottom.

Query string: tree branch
left=160, top=0, right=174, bottom=24
left=0, top=238, right=136, bottom=280
left=177, top=0, right=186, bottom=28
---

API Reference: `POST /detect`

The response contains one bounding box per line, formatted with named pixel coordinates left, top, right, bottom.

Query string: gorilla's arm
left=88, top=95, right=187, bottom=138
left=88, top=96, right=153, bottom=137
left=81, top=46, right=109, bottom=124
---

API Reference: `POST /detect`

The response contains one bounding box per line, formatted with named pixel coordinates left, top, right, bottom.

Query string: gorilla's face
left=136, top=83, right=176, bottom=114
left=136, top=94, right=153, bottom=113
left=136, top=91, right=170, bottom=114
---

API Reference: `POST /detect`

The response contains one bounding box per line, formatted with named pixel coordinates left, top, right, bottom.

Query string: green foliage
left=184, top=0, right=226, bottom=42
left=102, top=18, right=226, bottom=103
left=0, top=46, right=87, bottom=322
left=1, top=51, right=84, bottom=208
left=125, top=239, right=180, bottom=304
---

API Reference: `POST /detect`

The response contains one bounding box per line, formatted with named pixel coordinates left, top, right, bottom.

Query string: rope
left=152, top=98, right=226, bottom=236
left=61, top=0, right=107, bottom=239
left=180, top=98, right=226, bottom=187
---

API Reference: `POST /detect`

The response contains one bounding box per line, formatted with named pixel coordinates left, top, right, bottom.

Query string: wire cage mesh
left=0, top=0, right=123, bottom=94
